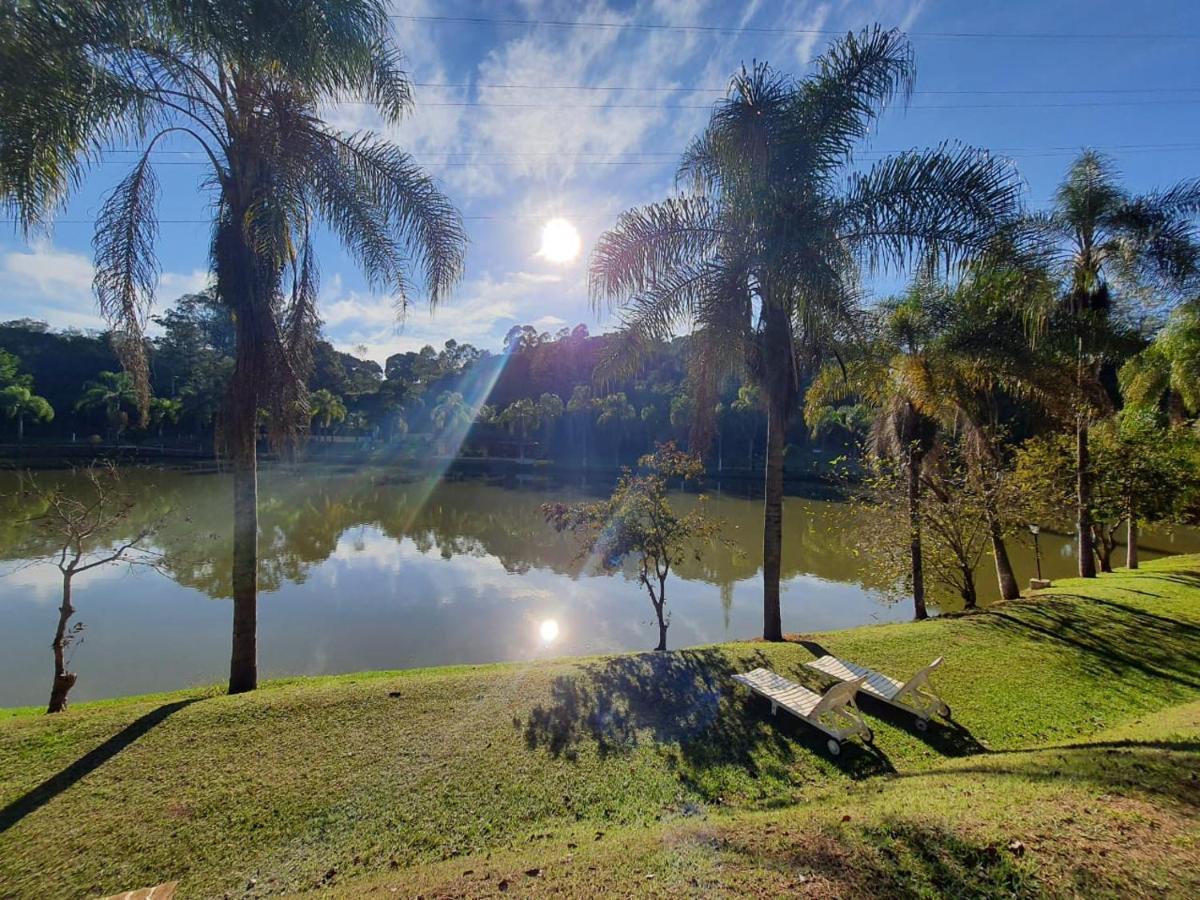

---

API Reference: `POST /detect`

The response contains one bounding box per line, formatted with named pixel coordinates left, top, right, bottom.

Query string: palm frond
left=93, top=151, right=160, bottom=421
left=590, top=197, right=723, bottom=307
left=837, top=143, right=1024, bottom=272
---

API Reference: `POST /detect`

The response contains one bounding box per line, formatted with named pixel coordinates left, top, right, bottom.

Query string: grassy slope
left=0, top=557, right=1197, bottom=898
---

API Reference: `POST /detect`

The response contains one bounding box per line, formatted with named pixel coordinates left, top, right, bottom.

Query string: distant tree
left=543, top=444, right=721, bottom=651
left=498, top=397, right=541, bottom=461
left=0, top=350, right=53, bottom=441
left=309, top=389, right=347, bottom=440
left=76, top=372, right=138, bottom=444
left=595, top=392, right=637, bottom=465
left=537, top=392, right=564, bottom=453
left=591, top=31, right=1022, bottom=639
left=567, top=385, right=595, bottom=467
left=431, top=391, right=474, bottom=456
left=0, top=384, right=54, bottom=441
left=148, top=396, right=182, bottom=439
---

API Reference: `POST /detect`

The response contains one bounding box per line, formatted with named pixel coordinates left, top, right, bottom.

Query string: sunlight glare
left=538, top=618, right=560, bottom=643
left=538, top=218, right=581, bottom=263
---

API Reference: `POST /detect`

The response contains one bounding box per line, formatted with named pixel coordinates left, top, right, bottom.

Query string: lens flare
left=538, top=618, right=560, bottom=642
left=538, top=218, right=581, bottom=263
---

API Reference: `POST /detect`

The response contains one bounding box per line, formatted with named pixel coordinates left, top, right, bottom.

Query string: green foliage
left=309, top=388, right=348, bottom=432
left=543, top=444, right=722, bottom=650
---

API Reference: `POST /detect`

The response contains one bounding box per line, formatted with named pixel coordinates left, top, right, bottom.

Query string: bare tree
left=10, top=465, right=162, bottom=712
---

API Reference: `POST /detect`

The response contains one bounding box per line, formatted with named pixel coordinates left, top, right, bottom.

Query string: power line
left=390, top=13, right=1200, bottom=42
left=406, top=81, right=1200, bottom=96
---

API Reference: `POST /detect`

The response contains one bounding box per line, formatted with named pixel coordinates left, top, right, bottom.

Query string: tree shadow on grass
left=721, top=819, right=1038, bottom=898
left=890, top=742, right=1200, bottom=810
left=0, top=699, right=196, bottom=833
left=983, top=596, right=1200, bottom=691
left=518, top=648, right=893, bottom=782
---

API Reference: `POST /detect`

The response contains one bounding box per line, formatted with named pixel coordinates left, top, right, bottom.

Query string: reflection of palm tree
left=2, top=2, right=467, bottom=694
left=76, top=372, right=137, bottom=444
left=591, top=31, right=1021, bottom=639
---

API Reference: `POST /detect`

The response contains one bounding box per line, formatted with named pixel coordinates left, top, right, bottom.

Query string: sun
left=538, top=618, right=560, bottom=643
left=538, top=218, right=581, bottom=264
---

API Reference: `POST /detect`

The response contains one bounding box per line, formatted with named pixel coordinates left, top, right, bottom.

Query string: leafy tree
left=431, top=391, right=474, bottom=456
left=1, top=384, right=54, bottom=441
left=309, top=389, right=347, bottom=439
left=1023, top=151, right=1200, bottom=577
left=807, top=288, right=943, bottom=619
left=543, top=444, right=721, bottom=651
left=590, top=29, right=1022, bottom=639
left=1120, top=298, right=1200, bottom=421
left=498, top=397, right=541, bottom=461
left=76, top=372, right=138, bottom=444
left=537, top=392, right=564, bottom=451
left=148, top=396, right=182, bottom=439
left=0, top=0, right=466, bottom=692
left=594, top=392, right=637, bottom=465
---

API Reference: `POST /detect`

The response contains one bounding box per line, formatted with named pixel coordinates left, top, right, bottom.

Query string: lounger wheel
left=914, top=717, right=929, bottom=732
left=941, top=704, right=952, bottom=720
left=862, top=728, right=875, bottom=745
left=826, top=738, right=842, bottom=757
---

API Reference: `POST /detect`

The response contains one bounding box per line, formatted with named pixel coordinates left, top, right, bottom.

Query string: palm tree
left=149, top=396, right=182, bottom=440
left=1024, top=151, right=1200, bottom=577
left=76, top=372, right=138, bottom=444
left=808, top=289, right=941, bottom=619
left=499, top=397, right=541, bottom=461
left=1120, top=297, right=1200, bottom=421
left=0, top=384, right=54, bottom=441
left=537, top=392, right=564, bottom=455
left=594, top=392, right=637, bottom=465
left=1, top=1, right=466, bottom=692
left=431, top=391, right=474, bottom=456
left=590, top=28, right=1022, bottom=639
left=309, top=389, right=347, bottom=440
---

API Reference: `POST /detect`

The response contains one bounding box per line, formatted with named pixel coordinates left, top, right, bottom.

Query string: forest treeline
left=0, top=305, right=810, bottom=472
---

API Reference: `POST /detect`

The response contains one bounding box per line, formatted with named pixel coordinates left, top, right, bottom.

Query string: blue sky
left=3, top=0, right=1200, bottom=364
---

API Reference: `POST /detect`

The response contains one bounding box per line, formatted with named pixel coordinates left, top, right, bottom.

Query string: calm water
left=1, top=465, right=1196, bottom=707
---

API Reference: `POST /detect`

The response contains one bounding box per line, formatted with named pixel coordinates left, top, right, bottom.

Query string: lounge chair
left=732, top=667, right=872, bottom=756
left=806, top=655, right=951, bottom=730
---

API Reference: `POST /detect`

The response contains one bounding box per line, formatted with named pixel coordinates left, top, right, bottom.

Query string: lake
left=2, top=465, right=1196, bottom=707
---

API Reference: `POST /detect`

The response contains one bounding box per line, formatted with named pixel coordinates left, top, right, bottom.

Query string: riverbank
left=1, top=557, right=1198, bottom=897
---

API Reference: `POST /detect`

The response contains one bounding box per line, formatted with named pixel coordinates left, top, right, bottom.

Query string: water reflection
left=1, top=465, right=1196, bottom=706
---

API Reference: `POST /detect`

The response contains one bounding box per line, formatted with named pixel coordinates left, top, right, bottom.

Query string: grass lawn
left=1, top=556, right=1198, bottom=897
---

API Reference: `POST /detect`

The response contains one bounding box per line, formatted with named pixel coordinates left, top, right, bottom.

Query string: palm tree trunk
left=48, top=571, right=78, bottom=712
left=908, top=451, right=928, bottom=620
left=229, top=448, right=258, bottom=693
left=1076, top=419, right=1096, bottom=577
left=1127, top=518, right=1139, bottom=569
left=762, top=390, right=785, bottom=641
left=986, top=509, right=1020, bottom=600
left=17, top=414, right=24, bottom=442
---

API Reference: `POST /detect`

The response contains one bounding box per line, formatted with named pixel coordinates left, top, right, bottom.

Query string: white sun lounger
left=806, top=655, right=950, bottom=730
left=732, top=667, right=872, bottom=756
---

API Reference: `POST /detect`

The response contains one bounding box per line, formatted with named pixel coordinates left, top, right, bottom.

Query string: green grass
left=1, top=556, right=1198, bottom=897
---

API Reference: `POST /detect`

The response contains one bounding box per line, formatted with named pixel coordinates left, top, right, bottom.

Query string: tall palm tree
left=431, top=391, right=474, bottom=456
left=1025, top=151, right=1200, bottom=577
left=76, top=371, right=138, bottom=443
left=807, top=289, right=941, bottom=619
left=0, top=384, right=54, bottom=441
left=1, top=1, right=466, bottom=692
left=590, top=28, right=1022, bottom=639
